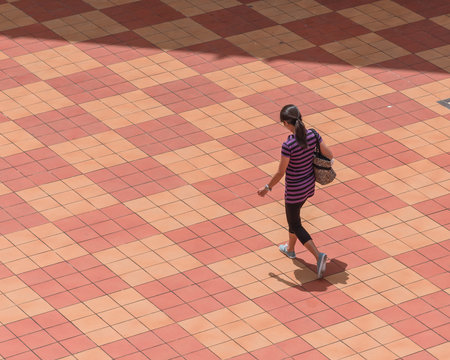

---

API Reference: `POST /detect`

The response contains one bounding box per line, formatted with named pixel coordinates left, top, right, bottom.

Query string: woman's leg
left=285, top=201, right=312, bottom=251
left=285, top=201, right=327, bottom=277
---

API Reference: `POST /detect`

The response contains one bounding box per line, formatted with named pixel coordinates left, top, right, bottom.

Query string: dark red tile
left=392, top=0, right=450, bottom=20
left=377, top=20, right=448, bottom=53
left=14, top=0, right=94, bottom=21
left=102, top=0, right=183, bottom=29
left=192, top=5, right=275, bottom=37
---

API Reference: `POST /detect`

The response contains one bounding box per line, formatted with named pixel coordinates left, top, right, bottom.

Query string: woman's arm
left=320, top=141, right=333, bottom=160
left=257, top=155, right=290, bottom=197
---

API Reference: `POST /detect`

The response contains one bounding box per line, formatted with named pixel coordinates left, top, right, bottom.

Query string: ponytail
left=280, top=104, right=308, bottom=149
left=294, top=118, right=307, bottom=149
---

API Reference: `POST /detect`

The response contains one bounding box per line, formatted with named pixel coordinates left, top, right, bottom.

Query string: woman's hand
left=257, top=187, right=269, bottom=197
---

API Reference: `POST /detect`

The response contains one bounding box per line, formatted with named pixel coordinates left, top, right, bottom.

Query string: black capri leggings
left=285, top=201, right=312, bottom=245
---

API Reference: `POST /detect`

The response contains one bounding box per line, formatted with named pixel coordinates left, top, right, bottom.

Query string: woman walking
left=257, top=104, right=334, bottom=278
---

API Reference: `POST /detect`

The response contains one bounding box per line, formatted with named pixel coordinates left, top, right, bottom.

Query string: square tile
left=338, top=0, right=424, bottom=32
left=101, top=0, right=183, bottom=29
left=43, top=11, right=127, bottom=42
left=251, top=0, right=331, bottom=24
left=192, top=5, right=276, bottom=38
left=227, top=25, right=314, bottom=59
left=135, top=18, right=220, bottom=50
left=321, top=33, right=410, bottom=67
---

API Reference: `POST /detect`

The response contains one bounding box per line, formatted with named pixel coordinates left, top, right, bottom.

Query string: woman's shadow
left=269, top=258, right=349, bottom=292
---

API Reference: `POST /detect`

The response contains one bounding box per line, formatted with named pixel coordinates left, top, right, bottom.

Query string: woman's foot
left=317, top=253, right=327, bottom=278
left=279, top=244, right=295, bottom=259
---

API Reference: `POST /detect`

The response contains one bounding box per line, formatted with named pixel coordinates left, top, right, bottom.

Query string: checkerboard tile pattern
left=0, top=0, right=449, bottom=359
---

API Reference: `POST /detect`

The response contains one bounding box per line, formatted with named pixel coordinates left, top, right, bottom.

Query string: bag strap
left=310, top=129, right=320, bottom=153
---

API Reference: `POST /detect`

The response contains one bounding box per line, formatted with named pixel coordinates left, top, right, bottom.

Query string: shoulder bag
left=310, top=129, right=336, bottom=185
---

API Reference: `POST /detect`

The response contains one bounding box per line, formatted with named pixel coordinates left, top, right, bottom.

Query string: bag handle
left=310, top=129, right=320, bottom=154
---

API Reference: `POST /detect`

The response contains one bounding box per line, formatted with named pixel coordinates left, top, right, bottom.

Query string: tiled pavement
left=0, top=0, right=449, bottom=359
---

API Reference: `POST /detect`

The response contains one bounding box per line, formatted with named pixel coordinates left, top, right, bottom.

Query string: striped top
left=281, top=129, right=322, bottom=204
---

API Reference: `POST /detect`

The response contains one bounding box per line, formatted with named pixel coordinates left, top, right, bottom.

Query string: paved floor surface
left=0, top=0, right=449, bottom=359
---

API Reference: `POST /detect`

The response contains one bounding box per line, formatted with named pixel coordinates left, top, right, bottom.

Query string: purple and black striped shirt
left=281, top=129, right=322, bottom=204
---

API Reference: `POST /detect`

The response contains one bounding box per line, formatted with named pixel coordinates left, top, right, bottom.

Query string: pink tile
left=45, top=291, right=79, bottom=309
left=184, top=267, right=218, bottom=283
left=285, top=316, right=320, bottom=336
left=417, top=309, right=448, bottom=328
left=169, top=336, right=204, bottom=355
left=46, top=322, right=81, bottom=341
left=399, top=298, right=435, bottom=316
left=7, top=351, right=40, bottom=360
left=6, top=318, right=41, bottom=337
left=334, top=301, right=369, bottom=320
left=251, top=345, right=287, bottom=360
left=0, top=339, right=28, bottom=358
left=142, top=343, right=179, bottom=360
left=184, top=348, right=220, bottom=360
left=270, top=305, right=305, bottom=323
left=189, top=296, right=224, bottom=314
left=33, top=342, right=69, bottom=360
left=198, top=278, right=233, bottom=295
left=277, top=337, right=313, bottom=357
left=150, top=292, right=184, bottom=310
left=194, top=248, right=228, bottom=265
left=33, top=311, right=67, bottom=329
left=102, top=339, right=137, bottom=358
left=165, top=303, right=199, bottom=322
left=213, top=289, right=248, bottom=307
left=154, top=324, right=189, bottom=343
left=71, top=284, right=104, bottom=302
left=129, top=331, right=163, bottom=351
left=393, top=317, right=428, bottom=336
left=20, top=330, right=55, bottom=349
left=402, top=351, right=438, bottom=360
left=376, top=305, right=411, bottom=324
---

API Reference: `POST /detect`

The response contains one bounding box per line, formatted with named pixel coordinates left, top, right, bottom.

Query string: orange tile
left=319, top=341, right=356, bottom=360
left=302, top=329, right=338, bottom=348
left=235, top=332, right=271, bottom=352
left=385, top=338, right=422, bottom=358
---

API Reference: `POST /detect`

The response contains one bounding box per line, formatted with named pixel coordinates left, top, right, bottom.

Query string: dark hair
left=280, top=104, right=307, bottom=149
